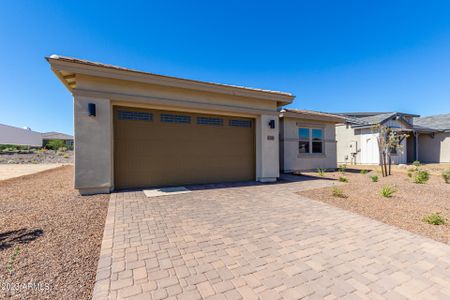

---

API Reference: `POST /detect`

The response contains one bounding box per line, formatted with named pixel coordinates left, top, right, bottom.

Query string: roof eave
left=46, top=56, right=295, bottom=105
left=280, top=111, right=346, bottom=123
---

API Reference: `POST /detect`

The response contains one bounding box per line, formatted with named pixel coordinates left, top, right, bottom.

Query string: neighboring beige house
left=47, top=55, right=295, bottom=195
left=279, top=109, right=345, bottom=172
left=414, top=113, right=450, bottom=163
left=335, top=112, right=420, bottom=165
left=42, top=131, right=74, bottom=148
left=0, top=123, right=43, bottom=147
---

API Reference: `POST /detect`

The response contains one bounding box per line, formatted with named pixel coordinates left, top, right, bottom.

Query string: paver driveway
left=93, top=178, right=450, bottom=299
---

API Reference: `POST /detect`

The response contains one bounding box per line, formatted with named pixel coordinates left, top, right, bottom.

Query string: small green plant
left=414, top=170, right=430, bottom=184
left=317, top=168, right=326, bottom=176
left=63, top=153, right=69, bottom=159
left=338, top=176, right=348, bottom=183
left=380, top=185, right=396, bottom=198
left=338, top=164, right=347, bottom=173
left=442, top=169, right=450, bottom=184
left=332, top=187, right=347, bottom=198
left=370, top=175, right=379, bottom=182
left=422, top=213, right=446, bottom=225
left=407, top=171, right=413, bottom=178
left=360, top=169, right=369, bottom=175
left=412, top=160, right=421, bottom=167
left=7, top=246, right=20, bottom=274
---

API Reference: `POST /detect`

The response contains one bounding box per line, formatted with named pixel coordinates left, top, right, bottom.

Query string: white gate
left=360, top=133, right=380, bottom=164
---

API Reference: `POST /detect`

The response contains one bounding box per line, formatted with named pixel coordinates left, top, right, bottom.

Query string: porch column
left=415, top=132, right=419, bottom=161
left=255, top=114, right=279, bottom=182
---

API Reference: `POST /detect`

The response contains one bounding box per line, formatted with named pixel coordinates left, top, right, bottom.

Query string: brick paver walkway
left=93, top=179, right=450, bottom=299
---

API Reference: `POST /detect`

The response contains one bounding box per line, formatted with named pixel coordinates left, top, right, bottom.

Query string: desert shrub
left=338, top=164, right=347, bottom=173
left=0, top=144, right=15, bottom=151
left=370, top=175, right=379, bottom=182
left=0, top=144, right=33, bottom=152
left=422, top=213, right=446, bottom=225
left=407, top=172, right=413, bottom=178
left=414, top=170, right=430, bottom=184
left=317, top=168, right=326, bottom=176
left=442, top=169, right=450, bottom=184
left=339, top=176, right=348, bottom=183
left=360, top=169, right=369, bottom=174
left=45, top=139, right=65, bottom=150
left=412, top=160, right=421, bottom=167
left=380, top=185, right=396, bottom=198
left=332, top=187, right=347, bottom=198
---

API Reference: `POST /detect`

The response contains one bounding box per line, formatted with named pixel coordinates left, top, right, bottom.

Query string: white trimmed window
left=298, top=127, right=324, bottom=154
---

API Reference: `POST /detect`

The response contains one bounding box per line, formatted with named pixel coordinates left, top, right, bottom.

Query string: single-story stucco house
left=47, top=55, right=296, bottom=194
left=414, top=113, right=450, bottom=163
left=42, top=131, right=74, bottom=148
left=335, top=112, right=420, bottom=165
left=0, top=123, right=43, bottom=147
left=0, top=123, right=73, bottom=149
left=47, top=55, right=346, bottom=195
left=279, top=109, right=346, bottom=172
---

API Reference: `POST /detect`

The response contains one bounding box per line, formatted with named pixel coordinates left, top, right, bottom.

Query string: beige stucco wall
left=256, top=115, right=279, bottom=181
left=280, top=117, right=337, bottom=172
left=72, top=76, right=284, bottom=194
left=337, top=124, right=408, bottom=165
left=76, top=74, right=276, bottom=112
left=336, top=124, right=361, bottom=164
left=74, top=96, right=113, bottom=194
left=418, top=132, right=450, bottom=163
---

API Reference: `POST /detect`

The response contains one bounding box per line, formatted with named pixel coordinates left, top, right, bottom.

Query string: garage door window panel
left=118, top=110, right=152, bottom=121
left=197, top=117, right=224, bottom=126
left=160, top=113, right=191, bottom=124
left=229, top=119, right=252, bottom=128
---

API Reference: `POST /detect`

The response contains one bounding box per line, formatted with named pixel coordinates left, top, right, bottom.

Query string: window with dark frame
left=311, top=128, right=323, bottom=153
left=298, top=127, right=324, bottom=154
left=298, top=128, right=309, bottom=153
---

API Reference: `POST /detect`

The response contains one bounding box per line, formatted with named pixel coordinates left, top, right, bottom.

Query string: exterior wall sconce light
left=269, top=119, right=275, bottom=129
left=88, top=103, right=96, bottom=117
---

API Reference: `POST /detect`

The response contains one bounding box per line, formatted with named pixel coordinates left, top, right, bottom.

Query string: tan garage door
left=113, top=106, right=255, bottom=189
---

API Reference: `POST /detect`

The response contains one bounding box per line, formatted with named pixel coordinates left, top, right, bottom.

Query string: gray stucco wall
left=280, top=117, right=337, bottom=172
left=418, top=132, right=450, bottom=163
left=0, top=124, right=42, bottom=147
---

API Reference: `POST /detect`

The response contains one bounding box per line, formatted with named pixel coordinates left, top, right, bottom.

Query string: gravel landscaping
left=298, top=168, right=450, bottom=244
left=0, top=150, right=74, bottom=164
left=0, top=165, right=108, bottom=299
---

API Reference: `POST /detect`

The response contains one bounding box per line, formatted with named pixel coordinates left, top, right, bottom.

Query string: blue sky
left=1, top=1, right=450, bottom=134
